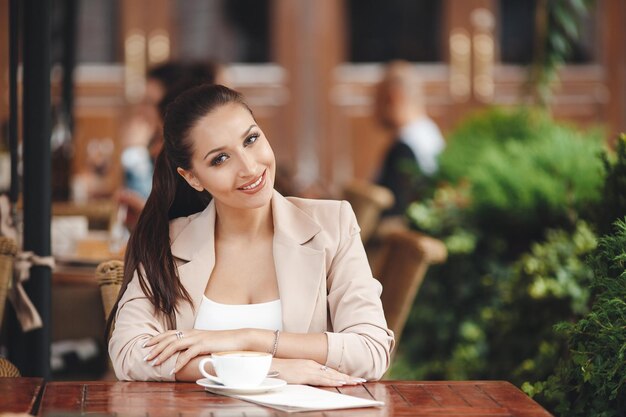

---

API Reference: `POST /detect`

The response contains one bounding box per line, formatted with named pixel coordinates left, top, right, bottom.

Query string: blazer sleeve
left=108, top=268, right=180, bottom=381
left=324, top=201, right=395, bottom=380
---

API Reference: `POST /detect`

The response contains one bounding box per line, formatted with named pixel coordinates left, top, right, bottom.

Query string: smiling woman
left=107, top=84, right=394, bottom=385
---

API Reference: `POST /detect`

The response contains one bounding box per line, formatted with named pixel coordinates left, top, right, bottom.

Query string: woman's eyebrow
left=203, top=146, right=225, bottom=160
left=241, top=124, right=257, bottom=138
left=202, top=125, right=258, bottom=160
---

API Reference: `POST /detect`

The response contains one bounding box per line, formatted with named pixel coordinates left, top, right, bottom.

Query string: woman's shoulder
left=284, top=195, right=342, bottom=216
left=284, top=196, right=358, bottom=232
left=168, top=211, right=204, bottom=241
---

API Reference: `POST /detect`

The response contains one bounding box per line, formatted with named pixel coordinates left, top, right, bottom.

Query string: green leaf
left=553, top=3, right=580, bottom=39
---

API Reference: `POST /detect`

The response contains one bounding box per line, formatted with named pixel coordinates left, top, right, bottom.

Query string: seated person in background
left=108, top=85, right=394, bottom=384
left=121, top=62, right=187, bottom=199
left=375, top=60, right=445, bottom=216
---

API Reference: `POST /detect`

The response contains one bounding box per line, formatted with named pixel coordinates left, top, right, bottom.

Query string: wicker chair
left=372, top=229, right=447, bottom=349
left=95, top=260, right=124, bottom=321
left=0, top=236, right=20, bottom=377
left=0, top=357, right=20, bottom=377
left=343, top=181, right=394, bottom=243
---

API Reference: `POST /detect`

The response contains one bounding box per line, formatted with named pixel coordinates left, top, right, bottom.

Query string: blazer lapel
left=170, top=200, right=216, bottom=328
left=271, top=191, right=325, bottom=333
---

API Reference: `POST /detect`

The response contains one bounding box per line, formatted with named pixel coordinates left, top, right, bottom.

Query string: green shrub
left=597, top=133, right=626, bottom=234
left=437, top=107, right=605, bottom=253
left=396, top=107, right=607, bottom=385
left=484, top=221, right=597, bottom=386
left=398, top=183, right=490, bottom=381
left=438, top=108, right=552, bottom=183
left=470, top=128, right=604, bottom=251
left=525, top=218, right=626, bottom=417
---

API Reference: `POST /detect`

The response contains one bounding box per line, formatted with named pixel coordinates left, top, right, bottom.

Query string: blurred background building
left=1, top=0, right=624, bottom=198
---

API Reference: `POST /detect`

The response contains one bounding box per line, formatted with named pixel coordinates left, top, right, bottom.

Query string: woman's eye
left=211, top=153, right=228, bottom=166
left=244, top=134, right=259, bottom=146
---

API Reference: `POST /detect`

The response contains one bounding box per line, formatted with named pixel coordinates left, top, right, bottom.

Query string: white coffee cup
left=198, top=351, right=272, bottom=388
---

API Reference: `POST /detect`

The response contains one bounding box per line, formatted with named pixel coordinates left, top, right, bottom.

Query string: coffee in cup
left=198, top=351, right=272, bottom=388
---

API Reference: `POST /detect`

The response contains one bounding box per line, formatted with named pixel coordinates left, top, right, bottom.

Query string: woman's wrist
left=241, top=328, right=274, bottom=353
left=174, top=355, right=206, bottom=382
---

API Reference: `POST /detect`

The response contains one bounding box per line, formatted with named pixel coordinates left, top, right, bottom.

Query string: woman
left=108, top=85, right=394, bottom=385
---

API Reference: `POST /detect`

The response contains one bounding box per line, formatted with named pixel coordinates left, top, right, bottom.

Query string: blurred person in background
left=121, top=62, right=188, bottom=199
left=375, top=60, right=445, bottom=217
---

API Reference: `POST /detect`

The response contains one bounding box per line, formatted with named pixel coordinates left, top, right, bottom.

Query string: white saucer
left=196, top=377, right=287, bottom=395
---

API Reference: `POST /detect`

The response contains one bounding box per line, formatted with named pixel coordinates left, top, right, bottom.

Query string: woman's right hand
left=270, top=358, right=366, bottom=387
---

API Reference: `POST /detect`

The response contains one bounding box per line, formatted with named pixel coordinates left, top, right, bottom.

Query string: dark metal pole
left=62, top=0, right=79, bottom=132
left=8, top=0, right=20, bottom=204
left=13, top=0, right=53, bottom=379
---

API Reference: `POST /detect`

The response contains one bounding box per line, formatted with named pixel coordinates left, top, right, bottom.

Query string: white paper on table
left=227, top=384, right=384, bottom=413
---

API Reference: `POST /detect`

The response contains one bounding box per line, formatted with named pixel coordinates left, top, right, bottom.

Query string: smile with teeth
left=239, top=171, right=265, bottom=190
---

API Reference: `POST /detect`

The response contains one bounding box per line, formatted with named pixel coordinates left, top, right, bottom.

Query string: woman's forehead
left=190, top=103, right=255, bottom=146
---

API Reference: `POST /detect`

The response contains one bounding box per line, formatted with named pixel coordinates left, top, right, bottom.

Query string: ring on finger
left=320, top=365, right=328, bottom=371
left=175, top=331, right=184, bottom=340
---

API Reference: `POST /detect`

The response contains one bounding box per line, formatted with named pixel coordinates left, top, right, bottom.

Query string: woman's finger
left=151, top=336, right=194, bottom=366
left=143, top=330, right=179, bottom=348
left=144, top=334, right=182, bottom=363
left=171, top=345, right=201, bottom=374
left=315, top=364, right=365, bottom=386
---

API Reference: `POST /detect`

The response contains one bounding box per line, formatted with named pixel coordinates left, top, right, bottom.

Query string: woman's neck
left=214, top=201, right=273, bottom=241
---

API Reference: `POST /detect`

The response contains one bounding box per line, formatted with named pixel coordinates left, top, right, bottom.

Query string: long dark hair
left=107, top=85, right=252, bottom=336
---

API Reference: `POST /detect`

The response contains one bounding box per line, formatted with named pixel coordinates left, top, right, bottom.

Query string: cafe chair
left=0, top=236, right=18, bottom=329
left=343, top=181, right=394, bottom=244
left=372, top=229, right=447, bottom=349
left=95, top=260, right=124, bottom=321
left=0, top=357, right=20, bottom=377
left=0, top=236, right=21, bottom=377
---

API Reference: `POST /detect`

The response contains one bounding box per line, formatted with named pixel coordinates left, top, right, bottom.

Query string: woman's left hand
left=143, top=329, right=244, bottom=371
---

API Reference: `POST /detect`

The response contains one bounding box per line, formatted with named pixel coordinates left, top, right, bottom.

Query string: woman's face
left=178, top=102, right=276, bottom=211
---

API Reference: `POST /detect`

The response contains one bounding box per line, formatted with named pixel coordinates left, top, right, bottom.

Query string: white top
left=193, top=296, right=283, bottom=331
left=399, top=116, right=446, bottom=176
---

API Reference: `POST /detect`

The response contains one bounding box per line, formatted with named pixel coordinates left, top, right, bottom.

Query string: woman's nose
left=238, top=152, right=257, bottom=176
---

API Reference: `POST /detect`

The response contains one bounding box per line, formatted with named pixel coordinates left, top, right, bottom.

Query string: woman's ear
left=176, top=167, right=204, bottom=192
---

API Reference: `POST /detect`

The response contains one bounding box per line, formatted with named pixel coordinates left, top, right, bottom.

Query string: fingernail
left=143, top=354, right=150, bottom=362
left=142, top=342, right=147, bottom=348
left=151, top=359, right=157, bottom=367
left=169, top=368, right=175, bottom=375
left=353, top=378, right=367, bottom=383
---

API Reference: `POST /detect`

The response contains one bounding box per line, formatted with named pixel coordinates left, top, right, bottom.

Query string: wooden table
left=0, top=377, right=44, bottom=414
left=39, top=380, right=553, bottom=416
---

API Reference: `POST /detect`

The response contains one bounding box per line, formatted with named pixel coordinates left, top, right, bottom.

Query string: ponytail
left=106, top=150, right=210, bottom=337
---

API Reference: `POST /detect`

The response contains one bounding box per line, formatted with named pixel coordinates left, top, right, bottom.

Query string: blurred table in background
left=39, top=380, right=553, bottom=416
left=0, top=377, right=43, bottom=414
left=53, top=200, right=115, bottom=230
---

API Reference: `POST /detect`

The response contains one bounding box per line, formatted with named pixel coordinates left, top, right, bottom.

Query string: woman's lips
left=237, top=170, right=266, bottom=193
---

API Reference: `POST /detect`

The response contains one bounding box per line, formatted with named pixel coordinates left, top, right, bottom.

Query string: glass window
left=51, top=0, right=119, bottom=65
left=175, top=0, right=270, bottom=63
left=76, top=0, right=119, bottom=63
left=347, top=0, right=443, bottom=63
left=499, top=0, right=597, bottom=64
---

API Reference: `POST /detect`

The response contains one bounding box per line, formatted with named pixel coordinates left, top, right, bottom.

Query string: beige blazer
left=109, top=190, right=394, bottom=381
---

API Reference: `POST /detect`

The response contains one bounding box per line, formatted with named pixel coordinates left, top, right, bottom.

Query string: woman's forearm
left=244, top=329, right=328, bottom=365
left=172, top=329, right=328, bottom=381
left=174, top=355, right=207, bottom=381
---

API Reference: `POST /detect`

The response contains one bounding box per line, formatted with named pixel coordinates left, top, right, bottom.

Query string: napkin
left=227, top=384, right=384, bottom=413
